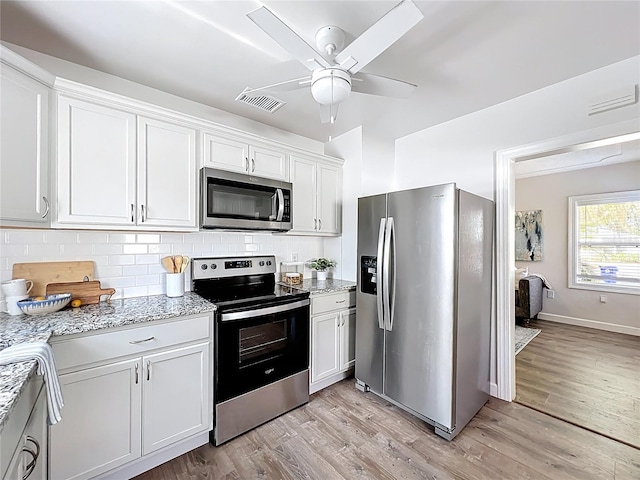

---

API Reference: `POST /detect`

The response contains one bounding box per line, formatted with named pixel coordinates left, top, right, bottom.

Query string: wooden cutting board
left=46, top=281, right=115, bottom=305
left=13, top=261, right=95, bottom=297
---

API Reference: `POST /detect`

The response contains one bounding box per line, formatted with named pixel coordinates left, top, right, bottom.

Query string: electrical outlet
left=600, top=295, right=607, bottom=303
left=291, top=253, right=299, bottom=262
left=546, top=290, right=555, bottom=299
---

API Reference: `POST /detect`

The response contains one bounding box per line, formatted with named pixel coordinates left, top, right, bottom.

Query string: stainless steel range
left=192, top=255, right=310, bottom=445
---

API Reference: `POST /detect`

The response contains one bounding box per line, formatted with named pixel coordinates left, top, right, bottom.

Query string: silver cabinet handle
left=140, top=204, right=145, bottom=223
left=21, top=446, right=37, bottom=480
left=41, top=196, right=50, bottom=219
left=146, top=360, right=150, bottom=381
left=131, top=204, right=135, bottom=222
left=129, top=336, right=155, bottom=344
left=314, top=219, right=317, bottom=230
left=251, top=158, right=255, bottom=172
left=336, top=299, right=346, bottom=303
left=245, top=157, right=249, bottom=172
left=135, top=363, right=139, bottom=384
left=318, top=219, right=322, bottom=231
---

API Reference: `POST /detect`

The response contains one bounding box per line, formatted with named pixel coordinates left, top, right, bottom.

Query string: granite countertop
left=0, top=292, right=215, bottom=433
left=284, top=278, right=356, bottom=295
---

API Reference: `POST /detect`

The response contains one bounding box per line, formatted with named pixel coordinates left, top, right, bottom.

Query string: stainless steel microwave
left=200, top=167, right=292, bottom=231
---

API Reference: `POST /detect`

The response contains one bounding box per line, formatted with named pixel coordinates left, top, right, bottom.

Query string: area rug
left=515, top=325, right=541, bottom=355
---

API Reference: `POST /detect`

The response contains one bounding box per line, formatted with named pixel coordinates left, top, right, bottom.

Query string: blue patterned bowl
left=17, top=293, right=72, bottom=315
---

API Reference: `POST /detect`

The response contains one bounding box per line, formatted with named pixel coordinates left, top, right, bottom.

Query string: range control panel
left=192, top=255, right=276, bottom=280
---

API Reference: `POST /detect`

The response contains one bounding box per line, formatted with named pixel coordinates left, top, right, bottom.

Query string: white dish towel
left=0, top=341, right=64, bottom=424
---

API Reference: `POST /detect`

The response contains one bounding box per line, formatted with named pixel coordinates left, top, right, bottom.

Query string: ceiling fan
left=238, top=0, right=424, bottom=124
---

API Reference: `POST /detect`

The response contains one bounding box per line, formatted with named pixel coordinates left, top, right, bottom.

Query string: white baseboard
left=310, top=368, right=354, bottom=394
left=538, top=312, right=640, bottom=336
left=489, top=382, right=498, bottom=398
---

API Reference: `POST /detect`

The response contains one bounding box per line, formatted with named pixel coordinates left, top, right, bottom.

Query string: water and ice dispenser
left=360, top=256, right=377, bottom=295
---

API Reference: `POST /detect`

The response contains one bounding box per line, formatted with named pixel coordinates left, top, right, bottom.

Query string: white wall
left=395, top=56, right=640, bottom=200
left=516, top=161, right=640, bottom=332
left=0, top=229, right=323, bottom=299
left=3, top=42, right=323, bottom=154
left=324, top=126, right=363, bottom=282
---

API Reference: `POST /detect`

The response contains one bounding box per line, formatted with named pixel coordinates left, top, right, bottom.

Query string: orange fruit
left=71, top=299, right=82, bottom=308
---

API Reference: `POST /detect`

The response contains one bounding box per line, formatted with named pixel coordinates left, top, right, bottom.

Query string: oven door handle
left=275, top=188, right=285, bottom=222
left=220, top=298, right=310, bottom=322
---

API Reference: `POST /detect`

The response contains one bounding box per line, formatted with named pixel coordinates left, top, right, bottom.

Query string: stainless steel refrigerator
left=355, top=183, right=493, bottom=440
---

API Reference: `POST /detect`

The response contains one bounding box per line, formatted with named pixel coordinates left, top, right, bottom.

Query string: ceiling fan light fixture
left=311, top=68, right=351, bottom=105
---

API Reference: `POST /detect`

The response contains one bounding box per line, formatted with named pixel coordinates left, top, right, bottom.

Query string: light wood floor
left=516, top=319, right=640, bottom=449
left=135, top=378, right=640, bottom=480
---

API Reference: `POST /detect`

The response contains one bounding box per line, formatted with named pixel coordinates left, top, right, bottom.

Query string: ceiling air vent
left=235, top=89, right=286, bottom=113
left=588, top=85, right=638, bottom=116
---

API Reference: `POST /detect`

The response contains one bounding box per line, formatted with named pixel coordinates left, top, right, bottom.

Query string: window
left=568, top=190, right=640, bottom=294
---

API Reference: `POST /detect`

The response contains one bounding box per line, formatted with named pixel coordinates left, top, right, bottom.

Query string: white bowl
left=17, top=294, right=72, bottom=315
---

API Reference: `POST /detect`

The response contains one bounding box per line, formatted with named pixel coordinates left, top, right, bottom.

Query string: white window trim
left=568, top=190, right=639, bottom=296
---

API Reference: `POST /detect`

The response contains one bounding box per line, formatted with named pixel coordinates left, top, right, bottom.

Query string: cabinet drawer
left=311, top=290, right=355, bottom=315
left=51, top=314, right=211, bottom=371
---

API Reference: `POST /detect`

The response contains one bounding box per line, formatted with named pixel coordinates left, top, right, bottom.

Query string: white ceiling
left=1, top=1, right=639, bottom=143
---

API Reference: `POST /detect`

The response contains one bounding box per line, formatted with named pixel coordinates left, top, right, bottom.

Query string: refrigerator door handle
left=376, top=218, right=386, bottom=330
left=382, top=216, right=393, bottom=330
left=385, top=216, right=396, bottom=331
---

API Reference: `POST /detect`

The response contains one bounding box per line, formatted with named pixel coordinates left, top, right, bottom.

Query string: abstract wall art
left=515, top=210, right=543, bottom=261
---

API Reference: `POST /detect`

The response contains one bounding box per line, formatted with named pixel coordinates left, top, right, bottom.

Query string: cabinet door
left=203, top=133, right=248, bottom=174
left=137, top=116, right=197, bottom=229
left=57, top=96, right=137, bottom=226
left=0, top=65, right=50, bottom=225
left=317, top=162, right=342, bottom=234
left=311, top=312, right=341, bottom=383
left=249, top=145, right=288, bottom=181
left=21, top=389, right=47, bottom=480
left=290, top=155, right=317, bottom=233
left=340, top=308, right=357, bottom=371
left=142, top=343, right=209, bottom=455
left=49, top=359, right=141, bottom=480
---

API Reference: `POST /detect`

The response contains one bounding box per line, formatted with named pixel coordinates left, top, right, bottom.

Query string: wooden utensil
left=181, top=256, right=190, bottom=273
left=173, top=255, right=183, bottom=274
left=46, top=281, right=115, bottom=305
left=162, top=256, right=175, bottom=273
left=13, top=261, right=95, bottom=297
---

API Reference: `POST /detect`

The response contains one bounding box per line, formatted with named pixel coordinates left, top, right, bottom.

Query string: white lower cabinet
left=142, top=344, right=208, bottom=455
left=2, top=380, right=47, bottom=480
left=49, top=313, right=212, bottom=480
left=310, top=291, right=356, bottom=394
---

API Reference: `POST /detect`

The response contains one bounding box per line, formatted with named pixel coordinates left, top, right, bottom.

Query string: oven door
left=201, top=167, right=291, bottom=231
left=215, top=298, right=309, bottom=403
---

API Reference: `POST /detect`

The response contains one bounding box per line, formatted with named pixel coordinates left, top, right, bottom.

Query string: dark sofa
left=515, top=275, right=543, bottom=324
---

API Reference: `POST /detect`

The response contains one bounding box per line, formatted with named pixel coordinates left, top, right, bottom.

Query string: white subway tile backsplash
left=0, top=228, right=324, bottom=299
left=108, top=233, right=137, bottom=244
left=136, top=233, right=160, bottom=244
left=123, top=244, right=148, bottom=255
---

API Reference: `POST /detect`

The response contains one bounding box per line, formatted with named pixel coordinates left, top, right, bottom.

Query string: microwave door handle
left=276, top=188, right=285, bottom=221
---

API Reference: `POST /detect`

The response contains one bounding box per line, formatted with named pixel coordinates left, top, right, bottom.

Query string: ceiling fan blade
left=241, top=77, right=312, bottom=95
left=351, top=73, right=416, bottom=98
left=320, top=104, right=340, bottom=124
left=247, top=6, right=331, bottom=71
left=335, top=0, right=423, bottom=75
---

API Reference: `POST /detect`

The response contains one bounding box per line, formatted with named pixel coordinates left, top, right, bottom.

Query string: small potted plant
left=309, top=258, right=336, bottom=281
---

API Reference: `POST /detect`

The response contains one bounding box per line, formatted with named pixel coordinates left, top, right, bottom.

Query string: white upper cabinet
left=137, top=116, right=197, bottom=229
left=56, top=95, right=137, bottom=226
left=56, top=93, right=197, bottom=231
left=0, top=49, right=54, bottom=227
left=203, top=132, right=288, bottom=181
left=290, top=154, right=342, bottom=235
